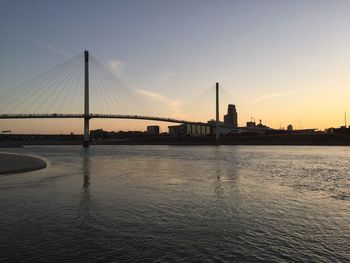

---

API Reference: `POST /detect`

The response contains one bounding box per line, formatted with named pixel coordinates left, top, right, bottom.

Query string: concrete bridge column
left=83, top=50, right=90, bottom=148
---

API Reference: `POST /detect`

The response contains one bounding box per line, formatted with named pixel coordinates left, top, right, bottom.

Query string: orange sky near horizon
left=1, top=1, right=350, bottom=133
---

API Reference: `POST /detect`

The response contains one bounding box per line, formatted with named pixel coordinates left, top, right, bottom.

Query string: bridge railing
left=0, top=113, right=84, bottom=118
left=0, top=113, right=210, bottom=125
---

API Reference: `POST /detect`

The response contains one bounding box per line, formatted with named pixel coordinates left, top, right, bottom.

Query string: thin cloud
left=136, top=89, right=185, bottom=118
left=159, top=72, right=175, bottom=82
left=309, top=63, right=320, bottom=68
left=108, top=59, right=123, bottom=75
left=252, top=90, right=299, bottom=103
left=32, top=38, right=69, bottom=56
left=137, top=89, right=164, bottom=100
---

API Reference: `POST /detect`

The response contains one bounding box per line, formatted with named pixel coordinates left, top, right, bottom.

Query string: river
left=0, top=145, right=349, bottom=262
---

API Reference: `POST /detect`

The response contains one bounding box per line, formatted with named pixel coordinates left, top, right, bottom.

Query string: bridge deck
left=0, top=113, right=209, bottom=125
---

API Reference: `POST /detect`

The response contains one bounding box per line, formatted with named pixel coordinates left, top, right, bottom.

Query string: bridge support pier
left=83, top=50, right=90, bottom=148
left=83, top=117, right=90, bottom=147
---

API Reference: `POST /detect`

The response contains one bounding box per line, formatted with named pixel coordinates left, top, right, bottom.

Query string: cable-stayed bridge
left=0, top=50, right=223, bottom=146
left=0, top=113, right=199, bottom=124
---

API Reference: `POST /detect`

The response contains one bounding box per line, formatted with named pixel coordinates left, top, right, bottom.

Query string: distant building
left=219, top=127, right=241, bottom=135
left=147, top=125, right=160, bottom=136
left=207, top=119, right=224, bottom=126
left=168, top=124, right=211, bottom=137
left=90, top=129, right=147, bottom=140
left=256, top=119, right=269, bottom=129
left=246, top=120, right=269, bottom=129
left=326, top=128, right=334, bottom=134
left=224, top=104, right=238, bottom=127
left=168, top=125, right=186, bottom=136
left=326, top=126, right=350, bottom=134
left=246, top=121, right=256, bottom=127
left=241, top=119, right=272, bottom=134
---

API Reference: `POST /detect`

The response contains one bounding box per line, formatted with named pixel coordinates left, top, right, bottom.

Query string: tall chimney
left=216, top=82, right=220, bottom=141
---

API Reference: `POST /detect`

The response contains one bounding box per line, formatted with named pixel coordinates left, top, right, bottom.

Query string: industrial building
left=168, top=124, right=211, bottom=137
left=147, top=125, right=160, bottom=136
left=168, top=103, right=317, bottom=138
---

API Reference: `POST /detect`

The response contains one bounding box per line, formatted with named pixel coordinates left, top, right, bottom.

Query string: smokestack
left=345, top=112, right=347, bottom=128
left=216, top=82, right=220, bottom=141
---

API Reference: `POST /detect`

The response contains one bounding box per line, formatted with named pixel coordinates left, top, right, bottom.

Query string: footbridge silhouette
left=0, top=50, right=221, bottom=146
left=0, top=113, right=204, bottom=125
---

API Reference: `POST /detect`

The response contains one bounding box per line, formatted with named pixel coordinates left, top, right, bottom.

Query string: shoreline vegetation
left=0, top=153, right=47, bottom=175
left=1, top=133, right=350, bottom=146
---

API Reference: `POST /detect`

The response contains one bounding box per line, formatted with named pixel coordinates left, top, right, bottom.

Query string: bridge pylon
left=83, top=50, right=90, bottom=147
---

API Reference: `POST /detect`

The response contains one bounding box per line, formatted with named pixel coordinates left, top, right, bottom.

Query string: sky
left=1, top=0, right=350, bottom=133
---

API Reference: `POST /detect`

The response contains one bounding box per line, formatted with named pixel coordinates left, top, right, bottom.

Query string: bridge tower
left=83, top=50, right=90, bottom=147
left=216, top=82, right=220, bottom=141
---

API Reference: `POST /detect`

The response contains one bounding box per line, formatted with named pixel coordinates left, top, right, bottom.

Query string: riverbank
left=2, top=133, right=350, bottom=146
left=0, top=153, right=47, bottom=175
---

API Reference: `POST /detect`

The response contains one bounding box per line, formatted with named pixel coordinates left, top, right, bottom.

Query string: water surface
left=0, top=145, right=349, bottom=262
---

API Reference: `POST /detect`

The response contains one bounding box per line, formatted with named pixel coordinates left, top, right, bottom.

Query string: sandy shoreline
left=0, top=153, right=47, bottom=175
